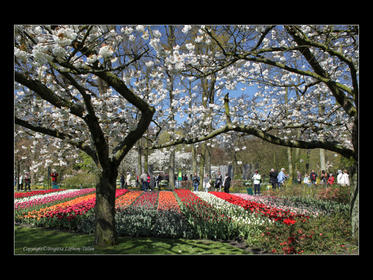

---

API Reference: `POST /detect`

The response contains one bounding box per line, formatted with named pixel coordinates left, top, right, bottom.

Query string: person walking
left=192, top=172, right=200, bottom=191
left=252, top=170, right=261, bottom=195
left=223, top=173, right=231, bottom=193
left=269, top=168, right=278, bottom=190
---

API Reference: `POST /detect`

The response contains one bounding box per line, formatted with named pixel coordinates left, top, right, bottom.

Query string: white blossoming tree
left=15, top=24, right=359, bottom=243
left=14, top=25, right=156, bottom=245
left=149, top=25, right=359, bottom=239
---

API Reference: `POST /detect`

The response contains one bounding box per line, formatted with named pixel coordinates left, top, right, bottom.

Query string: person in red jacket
left=50, top=170, right=58, bottom=188
left=327, top=173, right=335, bottom=185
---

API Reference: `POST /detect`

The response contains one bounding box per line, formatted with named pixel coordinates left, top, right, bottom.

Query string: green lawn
left=14, top=225, right=252, bottom=255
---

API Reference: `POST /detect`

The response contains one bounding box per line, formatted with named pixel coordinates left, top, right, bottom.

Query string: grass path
left=14, top=225, right=252, bottom=255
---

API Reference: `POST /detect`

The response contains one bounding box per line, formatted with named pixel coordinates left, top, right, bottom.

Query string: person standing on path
left=215, top=171, right=222, bottom=192
left=269, top=168, right=278, bottom=190
left=192, top=172, right=200, bottom=191
left=252, top=170, right=261, bottom=195
left=337, top=170, right=343, bottom=185
left=140, top=172, right=147, bottom=191
left=327, top=173, right=335, bottom=185
left=120, top=173, right=125, bottom=189
left=50, top=170, right=58, bottom=188
left=277, top=168, right=287, bottom=188
left=203, top=174, right=210, bottom=193
left=126, top=172, right=131, bottom=188
left=223, top=173, right=231, bottom=193
left=310, top=170, right=317, bottom=185
left=24, top=172, right=31, bottom=191
left=340, top=170, right=350, bottom=186
left=303, top=174, right=311, bottom=187
left=176, top=170, right=183, bottom=189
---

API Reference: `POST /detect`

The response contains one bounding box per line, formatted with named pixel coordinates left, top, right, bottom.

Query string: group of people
left=251, top=168, right=287, bottom=196
left=251, top=167, right=351, bottom=196
left=120, top=170, right=233, bottom=193
left=302, top=169, right=350, bottom=187
left=199, top=171, right=232, bottom=193
left=16, top=172, right=31, bottom=191
left=15, top=170, right=59, bottom=191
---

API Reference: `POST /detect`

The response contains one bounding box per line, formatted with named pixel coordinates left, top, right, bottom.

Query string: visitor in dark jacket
left=269, top=168, right=278, bottom=189
left=223, top=173, right=231, bottom=193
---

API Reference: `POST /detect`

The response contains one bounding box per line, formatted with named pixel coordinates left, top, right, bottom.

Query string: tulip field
left=15, top=187, right=355, bottom=254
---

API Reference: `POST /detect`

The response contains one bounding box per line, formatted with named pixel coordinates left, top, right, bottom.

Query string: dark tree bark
left=95, top=167, right=118, bottom=246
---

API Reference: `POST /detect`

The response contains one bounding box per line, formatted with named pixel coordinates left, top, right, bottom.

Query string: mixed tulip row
left=15, top=188, right=317, bottom=252
left=209, top=192, right=310, bottom=225
left=16, top=188, right=309, bottom=228
left=15, top=188, right=95, bottom=211
left=15, top=189, right=66, bottom=199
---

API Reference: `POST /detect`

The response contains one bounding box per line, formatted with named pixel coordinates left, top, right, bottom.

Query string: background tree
left=150, top=25, right=358, bottom=240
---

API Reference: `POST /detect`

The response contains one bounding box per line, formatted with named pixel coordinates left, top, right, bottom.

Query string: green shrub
left=61, top=172, right=98, bottom=189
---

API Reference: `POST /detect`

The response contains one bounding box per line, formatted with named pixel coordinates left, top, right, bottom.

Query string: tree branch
left=150, top=93, right=356, bottom=160
left=93, top=71, right=155, bottom=167
left=285, top=26, right=356, bottom=118
left=15, top=117, right=98, bottom=163
left=15, top=71, right=85, bottom=118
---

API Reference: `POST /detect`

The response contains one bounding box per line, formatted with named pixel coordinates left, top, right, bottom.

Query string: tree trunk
left=95, top=168, right=118, bottom=246
left=206, top=143, right=211, bottom=178
left=350, top=116, right=358, bottom=241
left=169, top=149, right=175, bottom=189
left=350, top=175, right=359, bottom=243
left=192, top=144, right=197, bottom=175
left=287, top=147, right=293, bottom=181
left=320, top=148, right=326, bottom=171
left=144, top=137, right=149, bottom=174
left=199, top=143, right=206, bottom=185
left=137, top=140, right=142, bottom=175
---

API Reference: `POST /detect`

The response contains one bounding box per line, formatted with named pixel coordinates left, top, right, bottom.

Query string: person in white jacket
left=337, top=170, right=343, bottom=185
left=252, top=170, right=262, bottom=195
left=340, top=170, right=350, bottom=186
left=126, top=172, right=131, bottom=187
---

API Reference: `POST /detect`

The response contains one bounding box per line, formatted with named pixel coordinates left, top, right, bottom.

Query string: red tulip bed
left=15, top=188, right=338, bottom=254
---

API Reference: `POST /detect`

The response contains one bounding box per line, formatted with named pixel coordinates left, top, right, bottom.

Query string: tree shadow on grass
left=15, top=225, right=251, bottom=255
left=15, top=225, right=95, bottom=254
